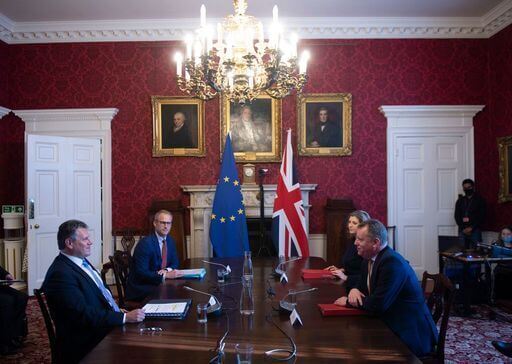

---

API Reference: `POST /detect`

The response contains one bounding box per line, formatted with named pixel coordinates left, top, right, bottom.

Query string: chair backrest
left=33, top=288, right=58, bottom=364
left=109, top=250, right=132, bottom=308
left=421, top=271, right=455, bottom=363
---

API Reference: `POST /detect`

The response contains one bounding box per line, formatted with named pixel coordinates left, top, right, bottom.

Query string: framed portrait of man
left=297, top=93, right=352, bottom=156
left=498, top=135, right=512, bottom=202
left=220, top=95, right=281, bottom=163
left=152, top=96, right=205, bottom=157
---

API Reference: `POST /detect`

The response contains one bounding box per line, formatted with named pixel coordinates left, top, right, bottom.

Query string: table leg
left=461, top=261, right=472, bottom=316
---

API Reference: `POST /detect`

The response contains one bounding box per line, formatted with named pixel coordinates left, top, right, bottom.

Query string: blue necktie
left=82, top=259, right=121, bottom=312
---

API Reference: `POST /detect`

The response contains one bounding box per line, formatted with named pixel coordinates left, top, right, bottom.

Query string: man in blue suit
left=126, top=210, right=181, bottom=301
left=334, top=219, right=438, bottom=357
left=42, top=220, right=145, bottom=363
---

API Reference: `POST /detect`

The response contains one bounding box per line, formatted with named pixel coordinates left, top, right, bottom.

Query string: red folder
left=301, top=269, right=334, bottom=279
left=317, top=304, right=368, bottom=316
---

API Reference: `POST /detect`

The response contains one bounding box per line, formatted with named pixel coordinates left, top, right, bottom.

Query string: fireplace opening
left=246, top=217, right=277, bottom=257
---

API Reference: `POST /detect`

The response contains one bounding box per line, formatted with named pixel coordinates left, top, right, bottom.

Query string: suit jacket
left=169, top=123, right=195, bottom=148
left=356, top=246, right=438, bottom=357
left=311, top=120, right=342, bottom=147
left=126, top=233, right=179, bottom=301
left=340, top=238, right=363, bottom=291
left=42, top=254, right=124, bottom=363
left=0, top=264, right=8, bottom=279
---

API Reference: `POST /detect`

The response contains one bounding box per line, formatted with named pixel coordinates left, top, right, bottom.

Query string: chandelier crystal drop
left=174, top=0, right=310, bottom=104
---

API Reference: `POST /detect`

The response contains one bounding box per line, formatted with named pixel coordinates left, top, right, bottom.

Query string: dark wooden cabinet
left=325, top=198, right=355, bottom=266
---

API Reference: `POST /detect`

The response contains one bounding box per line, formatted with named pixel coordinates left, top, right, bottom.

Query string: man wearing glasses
left=126, top=210, right=182, bottom=301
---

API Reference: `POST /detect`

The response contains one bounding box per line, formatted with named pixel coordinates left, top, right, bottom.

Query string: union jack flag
left=271, top=129, right=310, bottom=257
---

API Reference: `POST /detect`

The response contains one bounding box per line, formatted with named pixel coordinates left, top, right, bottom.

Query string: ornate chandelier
left=174, top=0, right=310, bottom=104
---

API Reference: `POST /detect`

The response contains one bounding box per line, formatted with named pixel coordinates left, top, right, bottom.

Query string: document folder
left=301, top=269, right=334, bottom=279
left=143, top=299, right=192, bottom=319
left=317, top=304, right=368, bottom=316
left=179, top=268, right=207, bottom=279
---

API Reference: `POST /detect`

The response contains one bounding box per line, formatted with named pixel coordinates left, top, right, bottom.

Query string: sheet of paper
left=143, top=302, right=188, bottom=314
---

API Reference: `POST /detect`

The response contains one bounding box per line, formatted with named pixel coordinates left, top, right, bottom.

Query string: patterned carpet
left=1, top=299, right=512, bottom=363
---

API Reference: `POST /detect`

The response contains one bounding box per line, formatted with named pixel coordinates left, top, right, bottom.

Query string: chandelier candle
left=174, top=0, right=310, bottom=104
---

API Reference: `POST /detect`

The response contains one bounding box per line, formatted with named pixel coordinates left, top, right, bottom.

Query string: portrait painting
left=220, top=95, right=281, bottom=163
left=297, top=93, right=352, bottom=156
left=498, top=135, right=512, bottom=203
left=152, top=96, right=205, bottom=157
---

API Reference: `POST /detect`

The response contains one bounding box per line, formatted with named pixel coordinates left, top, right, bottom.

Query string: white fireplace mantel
left=182, top=184, right=317, bottom=258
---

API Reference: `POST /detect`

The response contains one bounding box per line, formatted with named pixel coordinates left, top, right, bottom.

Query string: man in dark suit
left=42, top=220, right=145, bottom=363
left=334, top=219, right=438, bottom=357
left=0, top=265, right=27, bottom=356
left=126, top=210, right=181, bottom=301
left=163, top=112, right=195, bottom=149
left=309, top=107, right=342, bottom=147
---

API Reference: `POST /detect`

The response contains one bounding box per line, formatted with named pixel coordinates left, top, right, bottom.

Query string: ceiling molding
left=0, top=2, right=511, bottom=44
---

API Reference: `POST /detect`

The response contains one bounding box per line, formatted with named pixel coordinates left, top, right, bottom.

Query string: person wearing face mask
left=495, top=226, right=512, bottom=248
left=324, top=210, right=370, bottom=290
left=454, top=178, right=486, bottom=248
left=493, top=226, right=512, bottom=302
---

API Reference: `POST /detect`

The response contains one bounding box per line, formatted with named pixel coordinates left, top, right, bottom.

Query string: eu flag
left=209, top=134, right=250, bottom=257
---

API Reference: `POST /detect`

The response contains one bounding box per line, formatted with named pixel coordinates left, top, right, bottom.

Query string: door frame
left=15, top=108, right=118, bottom=264
left=0, top=106, right=10, bottom=118
left=380, top=105, right=484, bottom=252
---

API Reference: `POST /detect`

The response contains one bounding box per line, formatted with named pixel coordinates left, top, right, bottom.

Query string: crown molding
left=14, top=108, right=118, bottom=131
left=0, top=2, right=511, bottom=44
left=0, top=106, right=11, bottom=118
left=379, top=105, right=485, bottom=120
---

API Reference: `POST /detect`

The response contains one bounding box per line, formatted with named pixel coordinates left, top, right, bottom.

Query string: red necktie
left=161, top=238, right=167, bottom=269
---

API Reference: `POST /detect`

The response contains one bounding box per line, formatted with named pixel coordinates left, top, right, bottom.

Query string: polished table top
left=83, top=257, right=419, bottom=363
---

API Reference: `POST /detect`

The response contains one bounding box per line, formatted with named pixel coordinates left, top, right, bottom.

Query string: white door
left=395, top=136, right=465, bottom=277
left=27, top=134, right=102, bottom=294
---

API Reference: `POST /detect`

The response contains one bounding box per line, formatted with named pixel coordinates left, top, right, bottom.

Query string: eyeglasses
left=157, top=221, right=172, bottom=225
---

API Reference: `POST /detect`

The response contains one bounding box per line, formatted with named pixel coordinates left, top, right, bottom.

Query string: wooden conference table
left=83, top=257, right=419, bottom=363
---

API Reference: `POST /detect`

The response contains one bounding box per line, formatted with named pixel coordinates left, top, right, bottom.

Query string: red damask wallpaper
left=0, top=40, right=8, bottom=106
left=0, top=33, right=508, bottom=233
left=478, top=25, right=512, bottom=230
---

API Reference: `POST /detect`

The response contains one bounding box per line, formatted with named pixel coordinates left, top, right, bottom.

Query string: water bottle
left=242, top=251, right=253, bottom=280
left=240, top=276, right=255, bottom=315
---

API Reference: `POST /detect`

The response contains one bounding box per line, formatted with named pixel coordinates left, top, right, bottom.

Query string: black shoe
left=492, top=341, right=512, bottom=358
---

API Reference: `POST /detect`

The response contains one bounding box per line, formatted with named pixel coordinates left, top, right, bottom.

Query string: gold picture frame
left=498, top=135, right=512, bottom=203
left=297, top=93, right=352, bottom=156
left=220, top=94, right=282, bottom=163
left=152, top=96, right=205, bottom=157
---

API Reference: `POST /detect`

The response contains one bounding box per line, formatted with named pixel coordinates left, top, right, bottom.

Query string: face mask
left=503, top=236, right=512, bottom=244
left=464, top=188, right=474, bottom=196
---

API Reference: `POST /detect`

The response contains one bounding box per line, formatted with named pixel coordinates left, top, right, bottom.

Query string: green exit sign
left=2, top=205, right=24, bottom=214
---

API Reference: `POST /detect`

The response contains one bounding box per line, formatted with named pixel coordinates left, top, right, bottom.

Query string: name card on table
left=209, top=296, right=217, bottom=306
left=290, top=308, right=303, bottom=326
left=280, top=272, right=288, bottom=283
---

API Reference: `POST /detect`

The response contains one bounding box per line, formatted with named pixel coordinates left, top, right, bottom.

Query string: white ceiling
left=0, top=0, right=506, bottom=21
left=0, top=0, right=511, bottom=43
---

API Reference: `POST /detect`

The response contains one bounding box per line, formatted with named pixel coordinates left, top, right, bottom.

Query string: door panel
left=27, top=134, right=101, bottom=294
left=396, top=136, right=465, bottom=277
